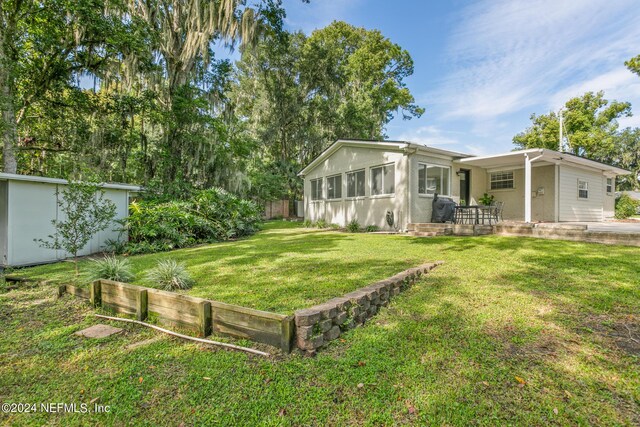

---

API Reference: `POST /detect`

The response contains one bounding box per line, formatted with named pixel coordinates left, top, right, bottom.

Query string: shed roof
left=0, top=173, right=142, bottom=191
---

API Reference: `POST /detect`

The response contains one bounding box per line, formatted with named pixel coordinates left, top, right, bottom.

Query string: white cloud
left=549, top=67, right=640, bottom=109
left=431, top=0, right=640, bottom=122
left=395, top=125, right=461, bottom=147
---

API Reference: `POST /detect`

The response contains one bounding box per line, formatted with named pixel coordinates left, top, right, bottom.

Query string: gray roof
left=0, top=173, right=142, bottom=191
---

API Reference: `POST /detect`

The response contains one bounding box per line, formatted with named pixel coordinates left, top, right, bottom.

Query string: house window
left=578, top=179, right=588, bottom=199
left=606, top=178, right=613, bottom=194
left=490, top=171, right=514, bottom=190
left=370, top=164, right=395, bottom=196
left=326, top=174, right=342, bottom=200
left=418, top=164, right=450, bottom=196
left=310, top=178, right=323, bottom=200
left=346, top=170, right=365, bottom=198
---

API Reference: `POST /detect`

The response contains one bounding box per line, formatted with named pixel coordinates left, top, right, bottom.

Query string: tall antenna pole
left=558, top=108, right=564, bottom=152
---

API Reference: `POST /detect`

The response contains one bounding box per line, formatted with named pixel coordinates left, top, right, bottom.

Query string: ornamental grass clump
left=88, top=255, right=135, bottom=282
left=146, top=259, right=194, bottom=291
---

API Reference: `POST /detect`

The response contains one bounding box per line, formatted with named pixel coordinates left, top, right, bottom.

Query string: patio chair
left=493, top=201, right=504, bottom=223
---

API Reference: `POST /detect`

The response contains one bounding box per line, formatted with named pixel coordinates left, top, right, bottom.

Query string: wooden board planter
left=61, top=279, right=294, bottom=353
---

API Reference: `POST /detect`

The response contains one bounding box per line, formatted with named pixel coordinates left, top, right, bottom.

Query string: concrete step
left=408, top=231, right=442, bottom=237
left=534, top=223, right=588, bottom=231
left=409, top=223, right=453, bottom=233
left=415, top=226, right=451, bottom=233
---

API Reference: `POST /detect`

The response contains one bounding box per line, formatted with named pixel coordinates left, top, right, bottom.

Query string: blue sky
left=280, top=0, right=640, bottom=155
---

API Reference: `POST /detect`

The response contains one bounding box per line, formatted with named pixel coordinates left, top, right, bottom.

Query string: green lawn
left=1, top=223, right=639, bottom=425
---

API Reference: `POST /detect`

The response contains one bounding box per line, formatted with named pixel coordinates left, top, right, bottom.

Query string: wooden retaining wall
left=62, top=280, right=294, bottom=352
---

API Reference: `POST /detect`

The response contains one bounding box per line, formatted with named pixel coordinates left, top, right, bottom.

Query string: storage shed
left=0, top=173, right=140, bottom=268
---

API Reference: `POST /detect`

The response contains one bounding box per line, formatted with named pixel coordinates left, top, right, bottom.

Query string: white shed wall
left=0, top=182, right=8, bottom=265
left=4, top=180, right=131, bottom=267
left=558, top=165, right=604, bottom=222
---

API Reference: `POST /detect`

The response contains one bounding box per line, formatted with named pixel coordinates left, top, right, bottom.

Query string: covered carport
left=457, top=148, right=629, bottom=223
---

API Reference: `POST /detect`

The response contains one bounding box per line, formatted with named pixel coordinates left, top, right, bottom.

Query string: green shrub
left=315, top=219, right=328, bottom=229
left=615, top=194, right=639, bottom=219
left=122, top=188, right=262, bottom=254
left=346, top=218, right=360, bottom=232
left=104, top=238, right=127, bottom=255
left=365, top=225, right=379, bottom=233
left=146, top=259, right=194, bottom=291
left=479, top=193, right=495, bottom=206
left=88, top=256, right=135, bottom=282
left=302, top=219, right=313, bottom=228
left=329, top=223, right=341, bottom=229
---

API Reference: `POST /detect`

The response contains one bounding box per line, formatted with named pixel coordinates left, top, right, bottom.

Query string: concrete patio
left=407, top=220, right=640, bottom=246
left=495, top=221, right=640, bottom=246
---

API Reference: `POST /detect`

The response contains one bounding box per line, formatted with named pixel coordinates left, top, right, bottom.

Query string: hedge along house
left=298, top=139, right=630, bottom=230
left=0, top=173, right=140, bottom=268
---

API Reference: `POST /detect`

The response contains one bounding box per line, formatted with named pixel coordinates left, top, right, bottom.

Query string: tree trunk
left=0, top=28, right=18, bottom=174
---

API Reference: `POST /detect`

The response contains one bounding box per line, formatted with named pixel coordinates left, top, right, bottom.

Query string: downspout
left=524, top=150, right=544, bottom=223
left=554, top=164, right=560, bottom=222
left=404, top=146, right=417, bottom=231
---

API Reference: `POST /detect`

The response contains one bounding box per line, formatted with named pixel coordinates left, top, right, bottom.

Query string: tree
left=232, top=21, right=424, bottom=199
left=613, top=128, right=640, bottom=190
left=513, top=91, right=631, bottom=158
left=300, top=21, right=424, bottom=140
left=0, top=0, right=139, bottom=173
left=37, top=182, right=117, bottom=275
left=127, top=0, right=269, bottom=186
left=626, top=55, right=640, bottom=77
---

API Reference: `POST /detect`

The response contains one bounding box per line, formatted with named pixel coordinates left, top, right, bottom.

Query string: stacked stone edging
left=294, top=261, right=443, bottom=355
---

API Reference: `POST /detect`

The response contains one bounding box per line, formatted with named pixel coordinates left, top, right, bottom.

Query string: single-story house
left=298, top=139, right=630, bottom=230
left=0, top=173, right=140, bottom=268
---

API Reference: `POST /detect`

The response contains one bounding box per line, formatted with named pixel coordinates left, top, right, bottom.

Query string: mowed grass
left=1, top=222, right=639, bottom=425
left=15, top=220, right=475, bottom=313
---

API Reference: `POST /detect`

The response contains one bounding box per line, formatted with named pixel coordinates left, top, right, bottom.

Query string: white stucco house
left=0, top=173, right=140, bottom=268
left=298, top=139, right=630, bottom=230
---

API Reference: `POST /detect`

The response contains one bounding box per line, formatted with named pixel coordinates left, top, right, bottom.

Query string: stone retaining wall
left=294, top=262, right=443, bottom=355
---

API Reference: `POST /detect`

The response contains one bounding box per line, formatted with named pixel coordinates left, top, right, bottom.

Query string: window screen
left=326, top=174, right=342, bottom=199
left=419, top=164, right=450, bottom=195
left=347, top=170, right=365, bottom=197
left=371, top=164, right=395, bottom=195
left=310, top=178, right=323, bottom=200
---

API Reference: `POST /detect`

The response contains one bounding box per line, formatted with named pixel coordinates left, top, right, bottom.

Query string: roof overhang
left=457, top=149, right=630, bottom=176
left=0, top=173, right=142, bottom=191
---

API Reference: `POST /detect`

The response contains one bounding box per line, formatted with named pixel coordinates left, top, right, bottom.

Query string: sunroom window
left=370, top=164, right=395, bottom=195
left=326, top=174, right=342, bottom=199
left=418, top=164, right=450, bottom=195
left=310, top=178, right=323, bottom=200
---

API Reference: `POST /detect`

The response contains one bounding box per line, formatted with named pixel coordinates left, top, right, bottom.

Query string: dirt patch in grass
left=582, top=314, right=640, bottom=357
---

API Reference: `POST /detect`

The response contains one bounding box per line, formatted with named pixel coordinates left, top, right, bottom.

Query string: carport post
left=524, top=153, right=532, bottom=223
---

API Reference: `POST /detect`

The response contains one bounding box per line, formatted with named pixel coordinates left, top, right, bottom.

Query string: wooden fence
left=60, top=280, right=294, bottom=352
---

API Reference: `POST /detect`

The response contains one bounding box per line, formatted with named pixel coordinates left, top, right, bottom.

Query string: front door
left=459, top=169, right=470, bottom=206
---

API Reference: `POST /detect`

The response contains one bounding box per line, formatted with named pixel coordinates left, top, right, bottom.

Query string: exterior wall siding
left=4, top=180, right=132, bottom=267
left=487, top=165, right=556, bottom=222
left=558, top=165, right=604, bottom=222
left=303, top=146, right=408, bottom=230
left=302, top=144, right=619, bottom=226
left=603, top=179, right=616, bottom=219
left=0, top=181, right=8, bottom=266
